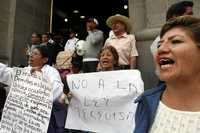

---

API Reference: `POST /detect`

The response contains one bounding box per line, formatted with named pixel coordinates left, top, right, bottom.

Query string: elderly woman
left=97, top=45, right=119, bottom=71
left=0, top=45, right=65, bottom=133
left=105, top=14, right=138, bottom=69
left=0, top=45, right=63, bottom=101
left=134, top=16, right=200, bottom=133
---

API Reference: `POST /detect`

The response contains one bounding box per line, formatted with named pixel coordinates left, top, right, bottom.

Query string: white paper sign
left=0, top=68, right=53, bottom=133
left=65, top=70, right=144, bottom=133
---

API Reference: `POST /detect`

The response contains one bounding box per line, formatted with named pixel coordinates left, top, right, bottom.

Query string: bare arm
left=129, top=56, right=137, bottom=69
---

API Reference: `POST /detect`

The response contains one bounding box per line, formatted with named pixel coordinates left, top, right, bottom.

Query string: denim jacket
left=134, top=84, right=166, bottom=133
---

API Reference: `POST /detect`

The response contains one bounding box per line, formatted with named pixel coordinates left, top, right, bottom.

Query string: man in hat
left=105, top=14, right=138, bottom=69
left=82, top=18, right=104, bottom=73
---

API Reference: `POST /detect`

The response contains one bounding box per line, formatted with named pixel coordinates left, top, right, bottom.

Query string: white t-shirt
left=150, top=36, right=160, bottom=55
left=64, top=37, right=78, bottom=52
left=150, top=101, right=200, bottom=133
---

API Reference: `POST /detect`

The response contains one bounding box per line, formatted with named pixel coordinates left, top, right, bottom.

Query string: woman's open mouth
left=101, top=60, right=110, bottom=65
left=159, top=58, right=175, bottom=70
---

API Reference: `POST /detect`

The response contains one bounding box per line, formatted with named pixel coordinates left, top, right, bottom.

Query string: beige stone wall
left=12, top=0, right=51, bottom=66
left=129, top=0, right=198, bottom=89
left=0, top=0, right=16, bottom=64
left=194, top=0, right=200, bottom=16
left=0, top=0, right=51, bottom=66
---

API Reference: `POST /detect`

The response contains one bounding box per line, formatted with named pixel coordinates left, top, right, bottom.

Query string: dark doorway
left=52, top=0, right=129, bottom=39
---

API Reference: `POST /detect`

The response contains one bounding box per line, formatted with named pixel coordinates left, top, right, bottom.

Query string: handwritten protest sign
left=0, top=68, right=53, bottom=133
left=65, top=70, right=144, bottom=133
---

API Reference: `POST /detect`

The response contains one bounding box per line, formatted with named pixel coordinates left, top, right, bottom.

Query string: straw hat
left=106, top=14, right=132, bottom=32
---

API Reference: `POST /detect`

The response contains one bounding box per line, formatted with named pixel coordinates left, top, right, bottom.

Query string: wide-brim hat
left=106, top=14, right=132, bottom=32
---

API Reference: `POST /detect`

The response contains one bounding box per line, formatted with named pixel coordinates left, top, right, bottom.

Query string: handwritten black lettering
left=128, top=83, right=138, bottom=93
left=90, top=111, right=96, bottom=120
left=105, top=113, right=112, bottom=120
left=97, top=111, right=103, bottom=120
left=82, top=109, right=88, bottom=120
left=73, top=107, right=135, bottom=122
left=0, top=68, right=52, bottom=133
left=119, top=112, right=125, bottom=120
left=81, top=79, right=87, bottom=89
left=126, top=112, right=134, bottom=121
left=98, top=79, right=104, bottom=90
left=71, top=79, right=88, bottom=90
left=72, top=80, right=80, bottom=89
left=117, top=80, right=126, bottom=90
left=84, top=97, right=109, bottom=107
left=14, top=69, right=22, bottom=81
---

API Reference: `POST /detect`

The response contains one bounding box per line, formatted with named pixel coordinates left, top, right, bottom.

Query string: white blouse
left=150, top=101, right=200, bottom=133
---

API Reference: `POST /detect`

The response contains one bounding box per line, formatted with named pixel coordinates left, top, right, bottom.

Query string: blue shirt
left=134, top=84, right=166, bottom=133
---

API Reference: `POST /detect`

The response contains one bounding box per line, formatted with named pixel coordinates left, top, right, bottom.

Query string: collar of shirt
left=111, top=32, right=128, bottom=39
left=68, top=37, right=78, bottom=41
left=88, top=29, right=98, bottom=34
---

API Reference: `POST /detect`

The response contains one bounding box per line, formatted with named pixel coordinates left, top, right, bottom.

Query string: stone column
left=0, top=0, right=51, bottom=66
left=0, top=0, right=16, bottom=64
left=128, top=0, right=197, bottom=89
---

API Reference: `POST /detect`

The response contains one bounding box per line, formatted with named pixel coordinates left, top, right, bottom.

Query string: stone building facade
left=0, top=0, right=51, bottom=65
left=0, top=0, right=199, bottom=89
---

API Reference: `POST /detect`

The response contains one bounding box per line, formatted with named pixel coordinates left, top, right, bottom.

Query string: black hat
left=69, top=29, right=76, bottom=34
left=87, top=18, right=99, bottom=25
